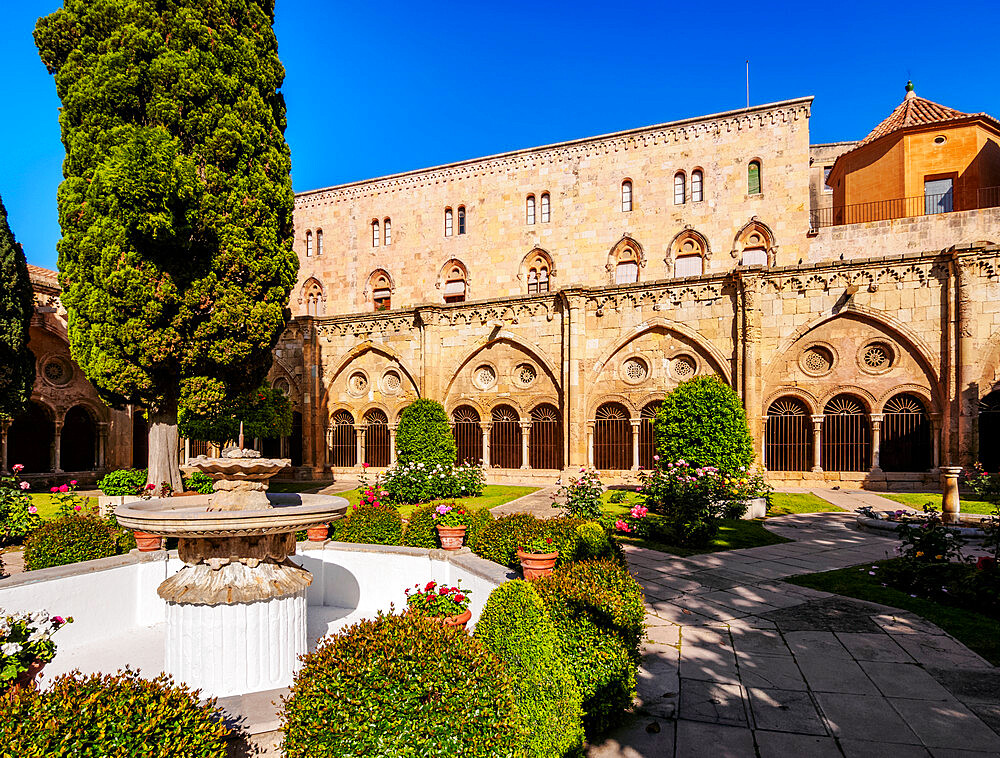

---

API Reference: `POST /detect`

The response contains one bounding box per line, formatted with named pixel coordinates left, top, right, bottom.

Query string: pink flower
left=615, top=519, right=632, bottom=533
left=12, top=464, right=24, bottom=473
left=435, top=504, right=451, bottom=515
left=362, top=462, right=370, bottom=469
left=146, top=483, right=156, bottom=490
left=28, top=506, right=37, bottom=514
left=58, top=484, right=69, bottom=493
left=50, top=486, right=59, bottom=493
left=630, top=505, right=648, bottom=519
left=69, top=480, right=77, bottom=486
left=74, top=505, right=82, bottom=512
left=653, top=455, right=659, bottom=462
left=19, top=481, right=29, bottom=491
left=52, top=616, right=64, bottom=625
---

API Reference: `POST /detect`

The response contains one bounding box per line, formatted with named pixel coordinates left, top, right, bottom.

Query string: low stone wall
left=767, top=470, right=940, bottom=491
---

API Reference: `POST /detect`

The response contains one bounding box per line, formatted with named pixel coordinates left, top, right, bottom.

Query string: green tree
left=178, top=384, right=291, bottom=447
left=395, top=399, right=457, bottom=468
left=0, top=193, right=35, bottom=420
left=35, top=0, right=297, bottom=489
left=654, top=375, right=755, bottom=473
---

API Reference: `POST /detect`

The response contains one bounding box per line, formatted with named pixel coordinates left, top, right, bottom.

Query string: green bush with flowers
left=97, top=468, right=149, bottom=497
left=404, top=580, right=471, bottom=618
left=433, top=501, right=470, bottom=526
left=395, top=399, right=457, bottom=470
left=0, top=609, right=72, bottom=691
left=379, top=460, right=485, bottom=504
left=475, top=514, right=616, bottom=569
left=332, top=497, right=404, bottom=546
left=3, top=669, right=230, bottom=755
left=554, top=467, right=604, bottom=519
left=520, top=534, right=559, bottom=555
left=0, top=463, right=41, bottom=544
left=281, top=611, right=524, bottom=758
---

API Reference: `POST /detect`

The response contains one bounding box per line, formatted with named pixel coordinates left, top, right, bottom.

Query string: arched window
left=529, top=404, right=562, bottom=469
left=452, top=406, right=483, bottom=465
left=621, top=180, right=632, bottom=212
left=766, top=397, right=812, bottom=472
left=638, top=401, right=661, bottom=470
left=980, top=391, right=1000, bottom=471
left=7, top=402, right=54, bottom=473
left=525, top=249, right=552, bottom=294
left=674, top=172, right=686, bottom=205
left=444, top=208, right=453, bottom=237
left=371, top=219, right=380, bottom=248
left=363, top=409, right=390, bottom=467
left=822, top=395, right=871, bottom=472
left=383, top=218, right=391, bottom=246
left=305, top=230, right=313, bottom=257
left=594, top=402, right=632, bottom=470
left=748, top=160, right=762, bottom=195
left=458, top=206, right=466, bottom=235
left=443, top=263, right=467, bottom=303
left=540, top=193, right=550, bottom=223
left=881, top=394, right=931, bottom=472
left=490, top=405, right=522, bottom=469
left=526, top=195, right=536, bottom=225
left=735, top=221, right=774, bottom=267
left=692, top=170, right=704, bottom=202
left=671, top=230, right=707, bottom=278
left=329, top=410, right=356, bottom=467
left=316, top=229, right=324, bottom=256
left=302, top=278, right=325, bottom=316
left=369, top=271, right=392, bottom=311
left=614, top=244, right=640, bottom=284
left=61, top=405, right=97, bottom=472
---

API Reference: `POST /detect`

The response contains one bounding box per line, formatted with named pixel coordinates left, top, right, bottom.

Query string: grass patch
left=767, top=492, right=844, bottom=517
left=600, top=489, right=643, bottom=516
left=336, top=485, right=538, bottom=519
left=26, top=494, right=97, bottom=521
left=615, top=518, right=789, bottom=557
left=877, top=492, right=996, bottom=516
left=787, top=559, right=1000, bottom=666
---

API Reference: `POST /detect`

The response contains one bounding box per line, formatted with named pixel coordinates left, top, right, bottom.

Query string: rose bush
left=0, top=463, right=41, bottom=544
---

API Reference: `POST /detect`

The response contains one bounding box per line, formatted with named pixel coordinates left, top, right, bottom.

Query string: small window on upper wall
left=443, top=265, right=467, bottom=303
left=316, top=229, right=324, bottom=256
left=383, top=218, right=391, bottom=245
left=823, top=167, right=833, bottom=193
left=674, top=172, right=686, bottom=205
left=371, top=272, right=392, bottom=311
left=621, top=180, right=632, bottom=212
left=458, top=206, right=466, bottom=235
left=692, top=170, right=704, bottom=202
left=540, top=193, right=550, bottom=223
left=445, top=208, right=453, bottom=237
left=305, top=231, right=313, bottom=257
left=526, top=195, right=536, bottom=224
left=371, top=220, right=379, bottom=248
left=748, top=161, right=762, bottom=195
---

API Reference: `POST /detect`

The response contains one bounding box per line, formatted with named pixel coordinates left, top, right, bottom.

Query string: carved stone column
left=761, top=416, right=768, bottom=470
left=930, top=414, right=942, bottom=470
left=587, top=422, right=595, bottom=468
left=184, top=437, right=191, bottom=464
left=355, top=427, right=364, bottom=468
left=563, top=291, right=586, bottom=469
left=481, top=423, right=492, bottom=469
left=870, top=414, right=883, bottom=472
left=811, top=415, right=824, bottom=473
left=954, top=255, right=978, bottom=466
left=53, top=420, right=63, bottom=473
left=324, top=424, right=332, bottom=466
left=738, top=272, right=764, bottom=465
left=630, top=420, right=641, bottom=471
left=1, top=420, right=9, bottom=472
left=520, top=422, right=531, bottom=470
left=940, top=466, right=963, bottom=523
left=389, top=424, right=398, bottom=465
left=97, top=422, right=110, bottom=470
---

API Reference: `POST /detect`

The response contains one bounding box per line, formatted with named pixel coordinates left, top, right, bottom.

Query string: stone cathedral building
left=5, top=85, right=1000, bottom=489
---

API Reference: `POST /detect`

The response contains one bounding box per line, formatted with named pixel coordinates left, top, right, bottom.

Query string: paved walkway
left=589, top=512, right=1000, bottom=758
left=490, top=485, right=559, bottom=517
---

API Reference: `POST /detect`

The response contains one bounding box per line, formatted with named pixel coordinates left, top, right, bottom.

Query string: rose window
left=672, top=356, right=695, bottom=378
left=803, top=346, right=833, bottom=374
left=863, top=344, right=889, bottom=370
left=474, top=365, right=497, bottom=389
left=515, top=363, right=536, bottom=387
left=42, top=358, right=70, bottom=386
left=349, top=372, right=368, bottom=394
left=623, top=358, right=648, bottom=382
left=382, top=370, right=401, bottom=392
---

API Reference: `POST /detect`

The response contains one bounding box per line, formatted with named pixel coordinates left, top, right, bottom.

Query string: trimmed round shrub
left=473, top=514, right=606, bottom=568
left=395, top=399, right=456, bottom=469
left=575, top=521, right=613, bottom=560
left=332, top=503, right=404, bottom=545
left=24, top=514, right=120, bottom=571
left=2, top=668, right=230, bottom=755
left=401, top=503, right=438, bottom=548
left=475, top=580, right=585, bottom=757
left=282, top=612, right=524, bottom=757
left=182, top=471, right=214, bottom=494
left=654, top=375, right=754, bottom=473
left=97, top=468, right=148, bottom=496
left=533, top=559, right=646, bottom=737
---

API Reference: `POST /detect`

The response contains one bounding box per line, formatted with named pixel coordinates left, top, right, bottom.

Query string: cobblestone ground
left=589, top=512, right=1000, bottom=758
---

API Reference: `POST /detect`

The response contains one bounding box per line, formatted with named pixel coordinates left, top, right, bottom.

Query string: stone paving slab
left=747, top=686, right=827, bottom=734
left=756, top=730, right=843, bottom=757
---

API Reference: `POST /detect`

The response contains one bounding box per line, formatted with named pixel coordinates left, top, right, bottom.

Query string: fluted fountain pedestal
left=116, top=452, right=347, bottom=697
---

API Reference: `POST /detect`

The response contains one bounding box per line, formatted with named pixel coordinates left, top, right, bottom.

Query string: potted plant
left=306, top=523, right=329, bottom=542
left=404, top=581, right=472, bottom=629
left=0, top=610, right=73, bottom=693
left=433, top=503, right=469, bottom=550
left=517, top=535, right=559, bottom=579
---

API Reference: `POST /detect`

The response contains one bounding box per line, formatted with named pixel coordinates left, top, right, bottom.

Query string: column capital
left=629, top=419, right=641, bottom=429
left=870, top=413, right=884, bottom=425
left=519, top=421, right=532, bottom=432
left=810, top=415, right=824, bottom=426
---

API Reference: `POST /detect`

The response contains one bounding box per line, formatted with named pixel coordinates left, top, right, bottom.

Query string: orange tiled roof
left=27, top=264, right=59, bottom=290
left=861, top=88, right=992, bottom=145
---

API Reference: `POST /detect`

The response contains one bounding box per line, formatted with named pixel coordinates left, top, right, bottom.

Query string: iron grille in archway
left=452, top=406, right=483, bottom=465
left=8, top=402, right=53, bottom=473
left=61, top=406, right=96, bottom=472
left=529, top=404, right=562, bottom=469
left=638, top=402, right=661, bottom=470
left=595, top=402, right=632, bottom=470
left=766, top=397, right=812, bottom=472
left=822, top=395, right=871, bottom=472
left=364, top=409, right=391, bottom=467
left=490, top=405, right=522, bottom=469
left=329, top=410, right=356, bottom=467
left=979, top=391, right=1000, bottom=472
left=881, top=393, right=931, bottom=472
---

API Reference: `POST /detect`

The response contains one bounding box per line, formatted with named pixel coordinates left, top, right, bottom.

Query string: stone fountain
left=115, top=429, right=348, bottom=697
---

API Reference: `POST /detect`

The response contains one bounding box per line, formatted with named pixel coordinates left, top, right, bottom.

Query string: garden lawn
left=614, top=518, right=789, bottom=557
left=26, top=494, right=97, bottom=521
left=767, top=492, right=844, bottom=517
left=600, top=489, right=643, bottom=516
left=338, top=485, right=538, bottom=519
left=788, top=559, right=1000, bottom=666
left=877, top=492, right=996, bottom=516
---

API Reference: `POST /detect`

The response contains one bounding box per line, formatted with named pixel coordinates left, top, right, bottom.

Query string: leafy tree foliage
left=654, top=375, right=755, bottom=473
left=0, top=193, right=35, bottom=419
left=178, top=384, right=291, bottom=446
left=34, top=0, right=297, bottom=488
left=395, top=399, right=457, bottom=469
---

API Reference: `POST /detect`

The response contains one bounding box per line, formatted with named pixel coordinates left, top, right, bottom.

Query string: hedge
left=332, top=503, right=404, bottom=546
left=395, top=399, right=456, bottom=469
left=282, top=612, right=524, bottom=757
left=474, top=514, right=615, bottom=569
left=474, top=580, right=585, bottom=757
left=24, top=514, right=122, bottom=571
left=533, top=559, right=646, bottom=736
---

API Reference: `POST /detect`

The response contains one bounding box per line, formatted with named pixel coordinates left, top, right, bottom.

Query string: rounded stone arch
left=765, top=306, right=942, bottom=389
left=587, top=394, right=639, bottom=421
left=519, top=247, right=556, bottom=294
left=442, top=331, right=562, bottom=402
left=731, top=217, right=777, bottom=266
left=874, top=384, right=937, bottom=415
left=590, top=317, right=733, bottom=387
left=327, top=407, right=357, bottom=468
left=485, top=397, right=528, bottom=420
left=447, top=398, right=487, bottom=420
left=818, top=386, right=877, bottom=414
left=8, top=400, right=56, bottom=473
left=61, top=404, right=99, bottom=472
left=437, top=258, right=471, bottom=301
left=763, top=386, right=820, bottom=416
left=358, top=401, right=393, bottom=423
left=606, top=235, right=645, bottom=285
left=299, top=277, right=326, bottom=316
left=667, top=227, right=711, bottom=276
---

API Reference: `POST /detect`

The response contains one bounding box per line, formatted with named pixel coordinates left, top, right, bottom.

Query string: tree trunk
left=147, top=405, right=184, bottom=493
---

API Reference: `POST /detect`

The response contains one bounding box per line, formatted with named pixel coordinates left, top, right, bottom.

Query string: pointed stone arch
left=668, top=227, right=711, bottom=278
left=443, top=330, right=561, bottom=402
left=364, top=269, right=395, bottom=311
left=299, top=277, right=325, bottom=316
left=606, top=235, right=645, bottom=285
left=731, top=217, right=777, bottom=267
left=519, top=248, right=556, bottom=294
left=438, top=258, right=470, bottom=303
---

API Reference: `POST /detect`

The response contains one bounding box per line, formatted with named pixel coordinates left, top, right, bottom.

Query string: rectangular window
left=317, top=230, right=324, bottom=255
left=924, top=177, right=954, bottom=214
left=692, top=171, right=703, bottom=202
left=526, top=197, right=535, bottom=225
left=372, top=224, right=379, bottom=248
left=675, top=255, right=703, bottom=278
left=445, top=209, right=453, bottom=237
left=540, top=194, right=550, bottom=223
left=373, top=289, right=391, bottom=311
left=383, top=220, right=391, bottom=245
left=823, top=167, right=833, bottom=193
left=622, top=182, right=632, bottom=212
left=458, top=208, right=466, bottom=235
left=614, top=261, right=638, bottom=284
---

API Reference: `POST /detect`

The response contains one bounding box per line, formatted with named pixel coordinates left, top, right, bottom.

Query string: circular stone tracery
left=381, top=369, right=401, bottom=394
left=42, top=357, right=71, bottom=386
left=474, top=364, right=497, bottom=390
left=514, top=363, right=537, bottom=387
left=623, top=357, right=649, bottom=383
left=672, top=355, right=696, bottom=379
left=859, top=342, right=894, bottom=374
left=801, top=345, right=834, bottom=376
left=348, top=371, right=369, bottom=396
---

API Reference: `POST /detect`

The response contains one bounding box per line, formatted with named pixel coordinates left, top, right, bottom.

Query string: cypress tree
left=0, top=193, right=36, bottom=419
left=35, top=0, right=297, bottom=489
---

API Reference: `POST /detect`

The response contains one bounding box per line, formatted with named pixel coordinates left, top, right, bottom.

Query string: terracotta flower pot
left=442, top=608, right=473, bottom=629
left=436, top=524, right=467, bottom=550
left=306, top=523, right=330, bottom=542
left=977, top=556, right=997, bottom=571
left=11, top=659, right=45, bottom=690
left=517, top=550, right=559, bottom=580
left=134, top=531, right=162, bottom=552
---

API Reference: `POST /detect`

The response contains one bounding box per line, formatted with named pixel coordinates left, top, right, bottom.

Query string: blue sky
left=3, top=0, right=999, bottom=270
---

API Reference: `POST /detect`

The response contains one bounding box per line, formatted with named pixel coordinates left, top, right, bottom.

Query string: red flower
left=425, top=581, right=436, bottom=591
left=438, top=587, right=449, bottom=595
left=545, top=538, right=553, bottom=544
left=454, top=594, right=465, bottom=603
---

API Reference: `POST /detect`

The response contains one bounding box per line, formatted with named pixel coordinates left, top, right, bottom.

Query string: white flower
left=1, top=642, right=20, bottom=656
